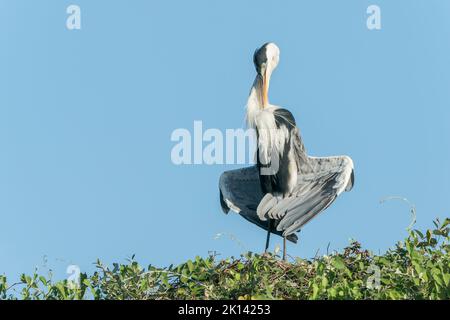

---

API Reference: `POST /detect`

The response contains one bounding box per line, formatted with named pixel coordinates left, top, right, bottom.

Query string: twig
left=380, top=196, right=417, bottom=230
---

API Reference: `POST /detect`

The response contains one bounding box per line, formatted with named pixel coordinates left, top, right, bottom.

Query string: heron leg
left=283, top=236, right=287, bottom=261
left=264, top=219, right=272, bottom=253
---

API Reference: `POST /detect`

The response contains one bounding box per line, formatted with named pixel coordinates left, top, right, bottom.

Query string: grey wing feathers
left=269, top=155, right=354, bottom=236
left=219, top=157, right=354, bottom=240
left=219, top=166, right=298, bottom=243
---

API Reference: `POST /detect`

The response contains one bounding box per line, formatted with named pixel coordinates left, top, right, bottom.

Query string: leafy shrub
left=0, top=218, right=448, bottom=300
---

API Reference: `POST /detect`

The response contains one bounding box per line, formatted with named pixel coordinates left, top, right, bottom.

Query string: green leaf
left=321, top=277, right=328, bottom=288
left=432, top=270, right=444, bottom=286
left=187, top=260, right=194, bottom=273
left=55, top=283, right=67, bottom=299
left=39, top=276, right=48, bottom=286
left=332, top=257, right=346, bottom=270
left=311, top=284, right=319, bottom=299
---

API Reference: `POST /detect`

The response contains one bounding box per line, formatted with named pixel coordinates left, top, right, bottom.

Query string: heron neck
left=246, top=75, right=269, bottom=128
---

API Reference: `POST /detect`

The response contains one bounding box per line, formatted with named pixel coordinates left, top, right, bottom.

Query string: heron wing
left=257, top=155, right=354, bottom=236
left=219, top=166, right=298, bottom=243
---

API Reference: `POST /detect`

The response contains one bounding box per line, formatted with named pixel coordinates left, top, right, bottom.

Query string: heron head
left=253, top=42, right=280, bottom=108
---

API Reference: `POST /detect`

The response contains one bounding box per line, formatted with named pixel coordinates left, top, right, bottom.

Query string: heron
left=219, top=43, right=354, bottom=260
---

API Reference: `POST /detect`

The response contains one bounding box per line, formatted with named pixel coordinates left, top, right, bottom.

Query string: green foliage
left=1, top=218, right=448, bottom=300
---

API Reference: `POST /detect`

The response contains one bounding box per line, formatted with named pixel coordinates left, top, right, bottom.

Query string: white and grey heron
left=219, top=43, right=355, bottom=260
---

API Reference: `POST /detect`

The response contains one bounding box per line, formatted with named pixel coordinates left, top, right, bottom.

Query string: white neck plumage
left=246, top=75, right=270, bottom=129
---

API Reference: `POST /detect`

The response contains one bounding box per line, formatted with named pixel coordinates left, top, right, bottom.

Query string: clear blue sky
left=1, top=0, right=449, bottom=281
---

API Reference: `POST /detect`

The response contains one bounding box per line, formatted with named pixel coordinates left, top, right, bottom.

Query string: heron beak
left=262, top=68, right=269, bottom=108
left=257, top=67, right=269, bottom=109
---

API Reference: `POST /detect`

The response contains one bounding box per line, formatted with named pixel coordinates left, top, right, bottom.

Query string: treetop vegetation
left=1, top=218, right=448, bottom=300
